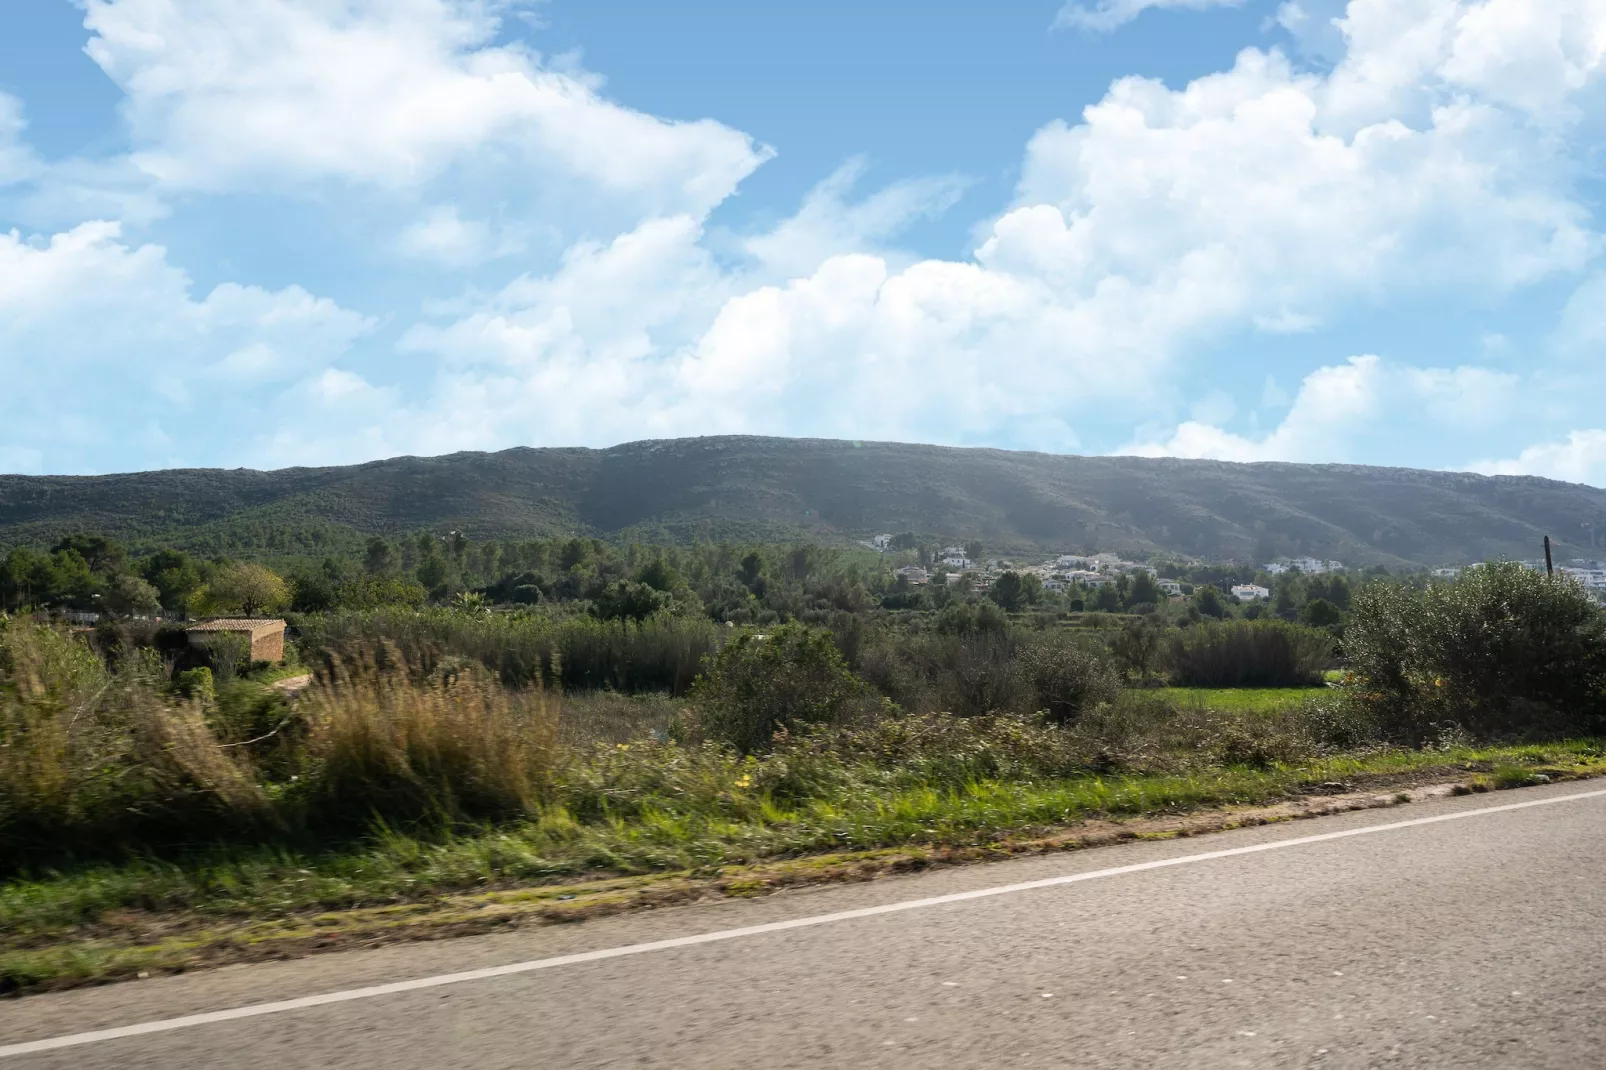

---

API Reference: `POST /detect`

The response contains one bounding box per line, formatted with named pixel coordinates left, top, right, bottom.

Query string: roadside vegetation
left=2, top=550, right=1604, bottom=990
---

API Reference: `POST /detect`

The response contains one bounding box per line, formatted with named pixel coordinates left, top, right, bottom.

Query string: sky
left=1, top=0, right=1604, bottom=484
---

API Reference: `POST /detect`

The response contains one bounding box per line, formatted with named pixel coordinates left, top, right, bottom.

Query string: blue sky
left=2, top=0, right=1604, bottom=484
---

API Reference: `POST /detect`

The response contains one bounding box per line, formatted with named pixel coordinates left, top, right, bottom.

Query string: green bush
left=1346, top=562, right=1606, bottom=740
left=1017, top=631, right=1121, bottom=724
left=173, top=666, right=214, bottom=702
left=690, top=623, right=885, bottom=752
left=1164, top=620, right=1331, bottom=687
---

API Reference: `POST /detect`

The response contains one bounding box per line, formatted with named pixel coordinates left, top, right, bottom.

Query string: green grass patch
left=1152, top=687, right=1326, bottom=714
left=4, top=738, right=1601, bottom=992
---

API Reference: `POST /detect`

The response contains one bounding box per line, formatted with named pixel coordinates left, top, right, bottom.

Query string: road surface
left=4, top=780, right=1606, bottom=1069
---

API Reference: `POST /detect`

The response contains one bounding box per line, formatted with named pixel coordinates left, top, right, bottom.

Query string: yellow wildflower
left=733, top=774, right=753, bottom=789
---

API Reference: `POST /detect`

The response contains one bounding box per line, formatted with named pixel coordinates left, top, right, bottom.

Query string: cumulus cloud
left=1474, top=431, right=1606, bottom=487
left=0, top=222, right=372, bottom=472
left=1054, top=0, right=1245, bottom=34
left=364, top=0, right=1600, bottom=461
left=8, top=0, right=1606, bottom=474
left=1121, top=356, right=1520, bottom=463
left=80, top=0, right=771, bottom=220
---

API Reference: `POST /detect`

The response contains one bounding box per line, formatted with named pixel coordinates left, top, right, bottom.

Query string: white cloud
left=1557, top=272, right=1606, bottom=354
left=740, top=160, right=969, bottom=278
left=0, top=94, right=40, bottom=188
left=81, top=0, right=771, bottom=220
left=1475, top=430, right=1606, bottom=486
left=397, top=205, right=518, bottom=267
left=1122, top=356, right=1520, bottom=462
left=0, top=221, right=372, bottom=471
left=1055, top=0, right=1245, bottom=34
left=10, top=0, right=1606, bottom=474
left=293, top=0, right=1604, bottom=464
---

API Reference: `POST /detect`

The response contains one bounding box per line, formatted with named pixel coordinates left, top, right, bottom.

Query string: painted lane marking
left=5, top=785, right=1605, bottom=1059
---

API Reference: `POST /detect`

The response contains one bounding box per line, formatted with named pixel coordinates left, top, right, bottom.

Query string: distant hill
left=2, top=436, right=1604, bottom=566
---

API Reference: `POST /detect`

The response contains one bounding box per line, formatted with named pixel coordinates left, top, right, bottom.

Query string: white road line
left=5, top=785, right=1605, bottom=1059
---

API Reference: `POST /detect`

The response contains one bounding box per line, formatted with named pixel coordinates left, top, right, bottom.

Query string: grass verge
left=4, top=739, right=1600, bottom=995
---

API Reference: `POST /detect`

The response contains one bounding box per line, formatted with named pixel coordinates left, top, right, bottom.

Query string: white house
left=1430, top=567, right=1462, bottom=579
left=1069, top=570, right=1113, bottom=589
left=1231, top=584, right=1271, bottom=602
left=871, top=533, right=893, bottom=550
left=1042, top=578, right=1067, bottom=592
left=1263, top=562, right=1290, bottom=575
left=1560, top=567, right=1606, bottom=589
left=1055, top=554, right=1093, bottom=570
left=1158, top=579, right=1184, bottom=597
left=942, top=554, right=971, bottom=569
left=896, top=566, right=929, bottom=585
left=942, top=546, right=967, bottom=557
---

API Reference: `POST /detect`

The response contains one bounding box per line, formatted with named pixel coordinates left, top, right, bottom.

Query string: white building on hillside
left=1560, top=567, right=1606, bottom=589
left=1431, top=567, right=1462, bottom=579
left=896, top=566, right=929, bottom=585
left=1158, top=579, right=1184, bottom=597
left=1231, top=584, right=1271, bottom=602
left=871, top=533, right=892, bottom=550
left=942, top=554, right=971, bottom=569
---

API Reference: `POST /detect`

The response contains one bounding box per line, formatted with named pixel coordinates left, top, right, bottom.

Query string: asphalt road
left=5, top=780, right=1606, bottom=1069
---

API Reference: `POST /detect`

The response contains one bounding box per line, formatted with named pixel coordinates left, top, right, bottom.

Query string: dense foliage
left=1347, top=561, right=1606, bottom=740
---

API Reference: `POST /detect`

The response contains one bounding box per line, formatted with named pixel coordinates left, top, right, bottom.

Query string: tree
left=636, top=558, right=682, bottom=593
left=1111, top=616, right=1163, bottom=681
left=1272, top=584, right=1299, bottom=621
left=51, top=534, right=125, bottom=576
left=739, top=551, right=764, bottom=590
left=142, top=549, right=202, bottom=611
left=991, top=570, right=1026, bottom=611
left=964, top=540, right=984, bottom=561
left=101, top=573, right=160, bottom=616
left=594, top=580, right=671, bottom=621
left=1301, top=598, right=1343, bottom=627
left=1127, top=571, right=1161, bottom=609
left=1093, top=584, right=1123, bottom=612
left=363, top=537, right=393, bottom=575
left=192, top=563, right=289, bottom=617
left=890, top=532, right=917, bottom=551
left=1193, top=585, right=1227, bottom=619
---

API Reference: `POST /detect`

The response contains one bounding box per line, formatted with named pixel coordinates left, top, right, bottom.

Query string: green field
left=1154, top=687, right=1329, bottom=713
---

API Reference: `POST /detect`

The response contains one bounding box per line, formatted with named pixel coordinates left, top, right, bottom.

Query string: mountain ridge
left=2, top=436, right=1602, bottom=566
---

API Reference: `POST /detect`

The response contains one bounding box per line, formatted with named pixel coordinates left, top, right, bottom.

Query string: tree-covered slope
left=2, top=436, right=1603, bottom=565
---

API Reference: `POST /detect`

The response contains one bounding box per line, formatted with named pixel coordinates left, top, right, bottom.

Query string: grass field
left=1154, top=687, right=1329, bottom=713
left=3, top=738, right=1599, bottom=993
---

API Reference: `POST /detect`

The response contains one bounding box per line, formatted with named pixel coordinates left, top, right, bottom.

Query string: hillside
left=2, top=436, right=1603, bottom=566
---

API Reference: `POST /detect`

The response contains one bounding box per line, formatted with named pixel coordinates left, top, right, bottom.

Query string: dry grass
left=298, top=648, right=561, bottom=828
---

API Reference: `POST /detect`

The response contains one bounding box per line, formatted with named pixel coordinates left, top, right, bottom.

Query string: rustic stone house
left=186, top=618, right=287, bottom=662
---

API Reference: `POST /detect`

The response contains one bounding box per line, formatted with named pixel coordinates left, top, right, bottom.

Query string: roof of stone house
left=186, top=618, right=286, bottom=634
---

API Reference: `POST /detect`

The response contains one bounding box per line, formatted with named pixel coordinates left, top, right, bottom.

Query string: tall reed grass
left=295, top=608, right=719, bottom=695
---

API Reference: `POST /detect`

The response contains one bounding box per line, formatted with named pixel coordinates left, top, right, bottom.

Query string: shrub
left=1346, top=562, right=1606, bottom=740
left=0, top=621, right=268, bottom=865
left=1017, top=631, right=1121, bottom=724
left=689, top=623, right=885, bottom=752
left=173, top=666, right=214, bottom=702
left=1164, top=620, right=1331, bottom=688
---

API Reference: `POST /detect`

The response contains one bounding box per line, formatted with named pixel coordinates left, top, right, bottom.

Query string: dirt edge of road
left=7, top=762, right=1600, bottom=995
